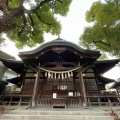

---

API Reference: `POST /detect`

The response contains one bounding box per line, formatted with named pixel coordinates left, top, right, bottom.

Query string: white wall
left=3, top=69, right=17, bottom=79
left=0, top=61, right=7, bottom=80
left=3, top=69, right=17, bottom=86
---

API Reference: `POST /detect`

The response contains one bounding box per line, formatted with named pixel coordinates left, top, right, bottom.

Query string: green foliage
left=80, top=0, right=120, bottom=58
left=47, top=0, right=72, bottom=16
left=0, top=35, right=4, bottom=45
left=98, top=53, right=108, bottom=60
left=1, top=0, right=72, bottom=49
left=8, top=0, right=20, bottom=8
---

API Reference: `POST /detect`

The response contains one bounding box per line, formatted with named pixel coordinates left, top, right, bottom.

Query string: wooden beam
left=78, top=68, right=87, bottom=108
left=25, top=77, right=45, bottom=79
left=2, top=94, right=32, bottom=97
left=73, top=77, right=76, bottom=95
left=93, top=68, right=100, bottom=91
left=81, top=63, right=94, bottom=72
left=19, top=46, right=87, bottom=60
left=31, top=68, right=41, bottom=107
left=28, top=65, right=37, bottom=73
left=42, top=62, right=78, bottom=66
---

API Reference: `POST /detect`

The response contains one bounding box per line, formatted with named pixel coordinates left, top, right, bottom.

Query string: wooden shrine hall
left=0, top=38, right=120, bottom=108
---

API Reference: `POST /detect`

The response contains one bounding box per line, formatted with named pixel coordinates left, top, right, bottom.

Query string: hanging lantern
left=34, top=74, right=37, bottom=77
left=82, top=73, right=86, bottom=77
left=17, top=74, right=21, bottom=77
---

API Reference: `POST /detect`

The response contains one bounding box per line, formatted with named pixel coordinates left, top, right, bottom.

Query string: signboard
left=53, top=93, right=57, bottom=98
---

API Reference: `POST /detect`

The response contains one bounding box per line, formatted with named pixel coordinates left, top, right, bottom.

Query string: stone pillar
left=78, top=68, right=87, bottom=108
left=31, top=68, right=41, bottom=107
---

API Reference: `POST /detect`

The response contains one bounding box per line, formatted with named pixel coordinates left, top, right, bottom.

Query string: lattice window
left=39, top=81, right=44, bottom=90
left=25, top=69, right=35, bottom=77
left=67, top=78, right=73, bottom=90
left=85, top=79, right=98, bottom=90
left=60, top=79, right=67, bottom=86
left=46, top=80, right=53, bottom=90
left=23, top=79, right=35, bottom=90
left=53, top=79, right=59, bottom=86
left=75, top=80, right=80, bottom=91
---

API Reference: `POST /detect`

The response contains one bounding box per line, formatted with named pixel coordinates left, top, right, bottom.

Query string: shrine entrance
left=1, top=58, right=119, bottom=108
left=37, top=77, right=82, bottom=108
left=1, top=38, right=119, bottom=109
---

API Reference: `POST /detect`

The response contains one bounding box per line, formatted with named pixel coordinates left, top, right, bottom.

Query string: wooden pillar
left=73, top=77, right=76, bottom=96
left=78, top=68, right=87, bottom=108
left=18, top=97, right=22, bottom=106
left=92, top=68, right=100, bottom=91
left=43, top=78, right=47, bottom=95
left=31, top=68, right=41, bottom=107
left=116, top=88, right=120, bottom=95
left=98, top=97, right=101, bottom=106
left=116, top=88, right=120, bottom=102
left=9, top=97, right=12, bottom=106
left=88, top=97, right=91, bottom=107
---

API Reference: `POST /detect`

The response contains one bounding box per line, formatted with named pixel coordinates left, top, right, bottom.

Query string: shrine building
left=0, top=38, right=120, bottom=108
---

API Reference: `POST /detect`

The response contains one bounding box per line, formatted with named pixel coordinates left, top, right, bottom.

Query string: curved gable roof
left=19, top=38, right=101, bottom=58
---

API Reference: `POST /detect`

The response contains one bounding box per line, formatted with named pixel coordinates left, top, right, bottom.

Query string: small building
left=0, top=38, right=120, bottom=108
left=0, top=50, right=16, bottom=94
left=0, top=50, right=16, bottom=80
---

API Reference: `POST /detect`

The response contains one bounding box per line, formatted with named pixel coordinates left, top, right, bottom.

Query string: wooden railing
left=37, top=95, right=81, bottom=108
left=66, top=96, right=81, bottom=108
left=86, top=91, right=120, bottom=106
left=1, top=90, right=120, bottom=107
left=1, top=94, right=32, bottom=106
left=38, top=96, right=52, bottom=107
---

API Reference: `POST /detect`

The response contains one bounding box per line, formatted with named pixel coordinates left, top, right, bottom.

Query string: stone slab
left=1, top=114, right=114, bottom=120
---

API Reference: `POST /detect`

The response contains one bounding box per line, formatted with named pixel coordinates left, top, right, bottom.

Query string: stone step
left=9, top=110, right=109, bottom=116
left=0, top=114, right=114, bottom=120
left=1, top=108, right=115, bottom=120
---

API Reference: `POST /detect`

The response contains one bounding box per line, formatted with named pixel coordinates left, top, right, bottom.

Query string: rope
left=34, top=63, right=88, bottom=73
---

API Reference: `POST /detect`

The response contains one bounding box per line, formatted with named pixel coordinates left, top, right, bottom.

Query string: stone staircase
left=0, top=108, right=114, bottom=120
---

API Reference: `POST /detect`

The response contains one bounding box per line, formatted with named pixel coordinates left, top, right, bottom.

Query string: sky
left=1, top=0, right=120, bottom=80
